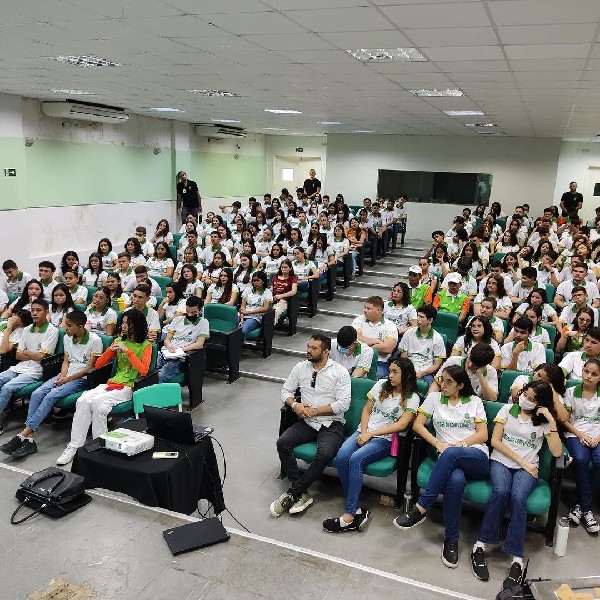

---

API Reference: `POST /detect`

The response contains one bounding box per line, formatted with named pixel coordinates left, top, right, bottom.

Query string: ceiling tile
left=450, top=71, right=514, bottom=82
left=514, top=71, right=583, bottom=81
left=162, top=0, right=266, bottom=13
left=63, top=0, right=183, bottom=19
left=58, top=19, right=151, bottom=38
left=499, top=24, right=597, bottom=45
left=436, top=60, right=509, bottom=72
left=198, top=12, right=307, bottom=35
left=509, top=58, right=587, bottom=71
left=242, top=33, right=335, bottom=51
left=405, top=27, right=496, bottom=48
left=316, top=30, right=411, bottom=49
left=380, top=3, right=491, bottom=29
left=283, top=7, right=391, bottom=33
left=133, top=15, right=223, bottom=37
left=488, top=0, right=600, bottom=26
left=423, top=46, right=504, bottom=61
left=278, top=49, right=359, bottom=64
left=505, top=44, right=591, bottom=60
left=263, top=0, right=371, bottom=8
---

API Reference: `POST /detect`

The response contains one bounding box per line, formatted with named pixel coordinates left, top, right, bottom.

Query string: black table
left=72, top=420, right=225, bottom=515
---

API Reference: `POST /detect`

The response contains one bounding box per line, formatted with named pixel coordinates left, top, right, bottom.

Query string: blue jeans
left=566, top=436, right=600, bottom=513
left=0, top=369, right=38, bottom=415
left=419, top=374, right=434, bottom=386
left=478, top=460, right=537, bottom=558
left=336, top=431, right=391, bottom=514
left=418, top=446, right=489, bottom=542
left=376, top=360, right=389, bottom=379
left=319, top=271, right=327, bottom=287
left=242, top=317, right=261, bottom=338
left=350, top=250, right=358, bottom=274
left=26, top=375, right=87, bottom=431
left=157, top=353, right=185, bottom=384
left=298, top=280, right=309, bottom=293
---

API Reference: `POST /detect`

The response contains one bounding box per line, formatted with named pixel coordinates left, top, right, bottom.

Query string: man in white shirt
left=125, top=285, right=161, bottom=342
left=0, top=310, right=102, bottom=458
left=329, top=326, right=375, bottom=378
left=558, top=286, right=599, bottom=327
left=1, top=260, right=32, bottom=296
left=395, top=196, right=408, bottom=245
left=0, top=298, right=59, bottom=435
left=351, top=296, right=398, bottom=378
left=125, top=265, right=163, bottom=297
left=500, top=316, right=545, bottom=373
left=554, top=263, right=600, bottom=309
left=271, top=334, right=351, bottom=517
left=200, top=231, right=232, bottom=265
left=157, top=296, right=209, bottom=383
left=559, top=327, right=600, bottom=380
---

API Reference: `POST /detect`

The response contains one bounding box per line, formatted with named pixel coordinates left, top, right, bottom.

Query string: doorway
left=584, top=166, right=600, bottom=225
left=272, top=156, right=322, bottom=198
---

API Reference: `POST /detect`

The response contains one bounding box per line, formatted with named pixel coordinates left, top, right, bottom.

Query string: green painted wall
left=0, top=138, right=27, bottom=209
left=190, top=151, right=266, bottom=197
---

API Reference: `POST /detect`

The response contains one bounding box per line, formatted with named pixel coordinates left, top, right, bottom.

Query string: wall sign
left=295, top=147, right=303, bottom=153
left=3, top=168, right=16, bottom=177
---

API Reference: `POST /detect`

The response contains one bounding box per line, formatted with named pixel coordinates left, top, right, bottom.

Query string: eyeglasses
left=311, top=371, right=318, bottom=388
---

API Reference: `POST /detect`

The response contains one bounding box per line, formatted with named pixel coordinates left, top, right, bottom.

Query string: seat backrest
left=492, top=252, right=505, bottom=263
left=434, top=312, right=459, bottom=345
left=416, top=379, right=429, bottom=399
left=173, top=233, right=183, bottom=246
left=545, top=348, right=554, bottom=363
left=54, top=328, right=66, bottom=354
left=153, top=276, right=172, bottom=295
left=545, top=284, right=555, bottom=303
left=498, top=370, right=530, bottom=403
left=133, top=382, right=182, bottom=416
left=97, top=333, right=114, bottom=350
left=86, top=286, right=97, bottom=303
left=345, top=377, right=375, bottom=437
left=566, top=378, right=581, bottom=388
left=366, top=348, right=378, bottom=380
left=496, top=218, right=507, bottom=231
left=204, top=304, right=239, bottom=333
left=541, top=324, right=556, bottom=347
left=484, top=401, right=504, bottom=439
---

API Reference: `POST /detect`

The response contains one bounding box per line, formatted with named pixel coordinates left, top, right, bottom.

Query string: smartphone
left=85, top=439, right=104, bottom=453
left=152, top=452, right=179, bottom=459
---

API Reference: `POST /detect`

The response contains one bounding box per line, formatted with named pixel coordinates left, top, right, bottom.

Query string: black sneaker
left=503, top=562, right=523, bottom=589
left=471, top=547, right=489, bottom=581
left=442, top=539, right=459, bottom=568
left=357, top=509, right=372, bottom=532
left=11, top=440, right=37, bottom=459
left=0, top=436, right=23, bottom=454
left=322, top=516, right=360, bottom=533
left=392, top=506, right=426, bottom=530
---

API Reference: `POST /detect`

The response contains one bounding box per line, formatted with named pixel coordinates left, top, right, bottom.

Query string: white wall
left=553, top=141, right=600, bottom=225
left=326, top=133, right=562, bottom=240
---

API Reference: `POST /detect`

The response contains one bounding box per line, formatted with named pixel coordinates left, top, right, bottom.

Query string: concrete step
left=341, top=284, right=392, bottom=299
left=350, top=276, right=397, bottom=291
left=318, top=307, right=360, bottom=319
left=239, top=351, right=299, bottom=382
left=317, top=298, right=364, bottom=314
left=297, top=312, right=353, bottom=332
left=363, top=269, right=409, bottom=279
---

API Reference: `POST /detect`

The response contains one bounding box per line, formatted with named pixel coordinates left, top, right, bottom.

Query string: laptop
left=144, top=405, right=213, bottom=445
left=163, top=517, right=229, bottom=555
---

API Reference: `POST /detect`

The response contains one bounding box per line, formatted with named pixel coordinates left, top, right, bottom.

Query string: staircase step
left=318, top=307, right=359, bottom=319
left=350, top=278, right=394, bottom=291
left=363, top=269, right=408, bottom=279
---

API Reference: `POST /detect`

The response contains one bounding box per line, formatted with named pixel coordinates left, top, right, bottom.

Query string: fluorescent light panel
left=410, top=89, right=464, bottom=97
left=347, top=48, right=426, bottom=63
left=187, top=89, right=239, bottom=97
left=318, top=121, right=343, bottom=125
left=147, top=107, right=184, bottom=112
left=465, top=123, right=496, bottom=127
left=264, top=127, right=287, bottom=131
left=351, top=130, right=374, bottom=133
left=265, top=109, right=302, bottom=114
left=444, top=110, right=485, bottom=116
left=212, top=119, right=240, bottom=123
left=46, top=55, right=122, bottom=68
left=50, top=89, right=94, bottom=95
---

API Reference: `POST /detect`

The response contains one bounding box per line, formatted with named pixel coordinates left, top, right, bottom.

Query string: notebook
left=144, top=405, right=213, bottom=445
left=163, top=517, right=230, bottom=555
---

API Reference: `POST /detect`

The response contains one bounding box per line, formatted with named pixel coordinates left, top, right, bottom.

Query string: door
left=583, top=166, right=600, bottom=225
left=272, top=156, right=322, bottom=198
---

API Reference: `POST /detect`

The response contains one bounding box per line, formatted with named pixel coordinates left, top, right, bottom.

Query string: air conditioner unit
left=41, top=100, right=130, bottom=124
left=195, top=124, right=247, bottom=139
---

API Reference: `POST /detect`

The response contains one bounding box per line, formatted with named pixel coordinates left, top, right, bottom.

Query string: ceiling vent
left=41, top=100, right=129, bottom=124
left=195, top=124, right=247, bottom=139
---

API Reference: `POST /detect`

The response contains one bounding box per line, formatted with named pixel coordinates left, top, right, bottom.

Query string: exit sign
left=295, top=147, right=303, bottom=152
left=3, top=168, right=16, bottom=177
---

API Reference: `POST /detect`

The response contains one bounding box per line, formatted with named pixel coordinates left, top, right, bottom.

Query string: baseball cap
left=446, top=273, right=462, bottom=284
left=408, top=265, right=421, bottom=275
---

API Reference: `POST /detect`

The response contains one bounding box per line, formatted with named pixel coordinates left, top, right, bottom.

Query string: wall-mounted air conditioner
left=195, top=124, right=247, bottom=139
left=41, top=100, right=130, bottom=124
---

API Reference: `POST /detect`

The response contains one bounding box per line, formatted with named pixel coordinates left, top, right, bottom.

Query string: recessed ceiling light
left=351, top=130, right=374, bottom=133
left=45, top=55, right=122, bottom=68
left=265, top=109, right=302, bottom=114
left=50, top=89, right=94, bottom=95
left=347, top=48, right=427, bottom=63
left=264, top=127, right=287, bottom=131
left=410, top=89, right=464, bottom=97
left=318, top=121, right=343, bottom=125
left=465, top=123, right=497, bottom=128
left=289, top=132, right=304, bottom=135
left=444, top=110, right=485, bottom=116
left=147, top=107, right=185, bottom=112
left=212, top=119, right=241, bottom=124
left=187, top=89, right=239, bottom=97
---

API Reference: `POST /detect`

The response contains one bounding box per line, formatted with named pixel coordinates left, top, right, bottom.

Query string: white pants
left=69, top=384, right=133, bottom=448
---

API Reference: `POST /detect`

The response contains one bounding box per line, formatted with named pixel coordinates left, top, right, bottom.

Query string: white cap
left=408, top=265, right=421, bottom=274
left=446, top=272, right=462, bottom=284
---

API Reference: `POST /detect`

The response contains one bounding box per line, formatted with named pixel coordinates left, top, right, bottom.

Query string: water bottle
left=554, top=516, right=570, bottom=556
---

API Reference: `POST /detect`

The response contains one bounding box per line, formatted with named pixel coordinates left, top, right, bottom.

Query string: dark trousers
left=277, top=419, right=344, bottom=497
left=181, top=206, right=201, bottom=225
left=398, top=221, right=407, bottom=244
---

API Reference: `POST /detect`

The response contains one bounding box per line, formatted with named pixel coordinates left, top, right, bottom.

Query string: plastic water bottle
left=554, top=517, right=570, bottom=556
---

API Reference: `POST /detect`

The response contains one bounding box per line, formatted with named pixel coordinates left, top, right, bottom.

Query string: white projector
left=100, top=428, right=155, bottom=456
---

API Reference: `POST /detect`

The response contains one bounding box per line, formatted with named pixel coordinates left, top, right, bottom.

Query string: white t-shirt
left=516, top=302, right=558, bottom=324
left=330, top=238, right=350, bottom=258
left=491, top=403, right=550, bottom=469
left=398, top=327, right=446, bottom=372
left=510, top=281, right=537, bottom=301
left=559, top=351, right=589, bottom=381
left=384, top=302, right=417, bottom=331
left=167, top=315, right=210, bottom=349
left=559, top=303, right=599, bottom=327
left=12, top=322, right=59, bottom=377
left=329, top=342, right=374, bottom=375
left=182, top=280, right=204, bottom=299
left=500, top=340, right=546, bottom=372
left=82, top=270, right=108, bottom=287
left=145, top=257, right=174, bottom=278
left=419, top=392, right=488, bottom=455
left=64, top=331, right=103, bottom=377
left=563, top=384, right=600, bottom=438
left=473, top=293, right=512, bottom=313
left=163, top=299, right=186, bottom=321
left=2, top=271, right=32, bottom=295
left=530, top=325, right=551, bottom=347
left=452, top=335, right=501, bottom=357
left=351, top=315, right=398, bottom=362
left=49, top=307, right=68, bottom=327
left=242, top=288, right=273, bottom=322
left=207, top=283, right=239, bottom=304
left=0, top=322, right=23, bottom=349
left=556, top=279, right=599, bottom=304
left=85, top=305, right=118, bottom=334
left=436, top=355, right=498, bottom=399
left=39, top=280, right=58, bottom=302
left=100, top=251, right=118, bottom=270
left=68, top=285, right=89, bottom=304
left=292, top=260, right=316, bottom=280
left=363, top=380, right=420, bottom=441
left=125, top=306, right=161, bottom=334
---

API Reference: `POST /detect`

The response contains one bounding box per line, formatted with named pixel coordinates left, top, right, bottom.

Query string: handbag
left=11, top=467, right=91, bottom=525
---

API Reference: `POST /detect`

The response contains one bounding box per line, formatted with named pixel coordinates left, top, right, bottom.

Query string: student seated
left=1, top=259, right=32, bottom=296
left=124, top=237, right=146, bottom=267
left=125, top=265, right=162, bottom=297
left=514, top=288, right=560, bottom=327
left=407, top=265, right=431, bottom=309
left=434, top=342, right=498, bottom=401
left=56, top=309, right=152, bottom=466
left=509, top=266, right=537, bottom=305
left=322, top=358, right=419, bottom=533
left=554, top=262, right=599, bottom=309
left=0, top=298, right=59, bottom=435
left=38, top=260, right=57, bottom=301
left=329, top=326, right=374, bottom=378
left=559, top=326, right=600, bottom=380
left=384, top=282, right=418, bottom=337
left=82, top=252, right=108, bottom=287
left=476, top=297, right=507, bottom=343
left=157, top=296, right=209, bottom=383
left=558, top=285, right=598, bottom=328
left=0, top=310, right=32, bottom=356
left=85, top=286, right=117, bottom=336
left=471, top=381, right=562, bottom=589
left=49, top=284, right=75, bottom=328
left=150, top=219, right=174, bottom=245
left=135, top=226, right=155, bottom=258
left=239, top=271, right=273, bottom=339
left=114, top=252, right=136, bottom=291
left=500, top=316, right=545, bottom=373
left=429, top=272, right=470, bottom=324
left=0, top=310, right=102, bottom=459
left=271, top=259, right=298, bottom=323
left=397, top=304, right=445, bottom=385
left=145, top=242, right=175, bottom=279
left=556, top=307, right=595, bottom=354
left=55, top=251, right=83, bottom=282
left=1, top=279, right=43, bottom=319
left=157, top=282, right=186, bottom=329
left=97, top=237, right=118, bottom=270
left=206, top=269, right=239, bottom=306
left=63, top=269, right=88, bottom=306
left=505, top=305, right=550, bottom=348
left=351, top=296, right=398, bottom=378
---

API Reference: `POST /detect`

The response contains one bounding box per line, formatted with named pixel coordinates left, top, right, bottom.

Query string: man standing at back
left=271, top=334, right=351, bottom=517
left=176, top=170, right=202, bottom=225
left=303, top=169, right=321, bottom=201
left=560, top=181, right=583, bottom=219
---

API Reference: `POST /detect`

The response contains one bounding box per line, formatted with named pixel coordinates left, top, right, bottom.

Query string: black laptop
left=144, top=405, right=213, bottom=445
left=163, top=517, right=230, bottom=555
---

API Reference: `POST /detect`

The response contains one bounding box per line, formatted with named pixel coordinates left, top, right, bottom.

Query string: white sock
left=18, top=434, right=26, bottom=441
left=511, top=556, right=524, bottom=566
left=340, top=515, right=353, bottom=527
left=473, top=541, right=486, bottom=552
left=355, top=508, right=362, bottom=515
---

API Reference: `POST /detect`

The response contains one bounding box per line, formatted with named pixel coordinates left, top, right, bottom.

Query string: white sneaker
left=56, top=446, right=77, bottom=466
left=583, top=511, right=600, bottom=534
